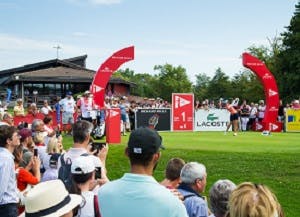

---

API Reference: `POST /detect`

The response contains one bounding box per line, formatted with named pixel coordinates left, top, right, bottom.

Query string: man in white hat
left=59, top=91, right=76, bottom=135
left=77, top=91, right=94, bottom=123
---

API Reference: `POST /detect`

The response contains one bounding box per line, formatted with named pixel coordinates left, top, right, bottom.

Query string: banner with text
left=91, top=46, right=134, bottom=108
left=286, top=109, right=300, bottom=132
left=243, top=53, right=280, bottom=131
left=172, top=93, right=194, bottom=131
left=135, top=108, right=171, bottom=131
left=194, top=109, right=229, bottom=131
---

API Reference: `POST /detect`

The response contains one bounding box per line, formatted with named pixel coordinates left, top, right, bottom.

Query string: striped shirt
left=0, top=147, right=19, bottom=204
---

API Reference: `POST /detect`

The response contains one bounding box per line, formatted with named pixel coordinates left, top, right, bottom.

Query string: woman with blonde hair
left=41, top=136, right=61, bottom=182
left=228, top=182, right=284, bottom=217
left=46, top=136, right=60, bottom=154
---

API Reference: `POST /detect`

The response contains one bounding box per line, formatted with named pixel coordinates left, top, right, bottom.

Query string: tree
left=231, top=70, right=263, bottom=103
left=206, top=67, right=232, bottom=100
left=113, top=68, right=135, bottom=81
left=193, top=73, right=210, bottom=101
left=154, top=64, right=192, bottom=101
left=278, top=1, right=300, bottom=101
left=129, top=73, right=159, bottom=97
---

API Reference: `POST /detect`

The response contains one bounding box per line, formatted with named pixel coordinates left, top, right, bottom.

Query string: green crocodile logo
left=207, top=113, right=219, bottom=121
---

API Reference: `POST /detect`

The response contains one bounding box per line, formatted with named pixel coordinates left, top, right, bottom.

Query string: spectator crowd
left=0, top=91, right=296, bottom=217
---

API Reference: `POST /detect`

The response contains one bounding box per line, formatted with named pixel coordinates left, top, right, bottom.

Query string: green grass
left=63, top=131, right=300, bottom=217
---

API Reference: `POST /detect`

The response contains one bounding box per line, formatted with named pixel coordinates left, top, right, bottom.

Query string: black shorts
left=230, top=113, right=239, bottom=121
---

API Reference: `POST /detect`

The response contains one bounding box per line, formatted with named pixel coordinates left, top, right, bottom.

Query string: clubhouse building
left=0, top=55, right=135, bottom=106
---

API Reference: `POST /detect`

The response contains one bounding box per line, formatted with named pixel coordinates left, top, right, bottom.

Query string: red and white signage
left=172, top=93, right=194, bottom=131
left=105, top=108, right=121, bottom=144
left=91, top=46, right=134, bottom=108
left=243, top=53, right=280, bottom=131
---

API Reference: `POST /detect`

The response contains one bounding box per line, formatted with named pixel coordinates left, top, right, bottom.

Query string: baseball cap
left=71, top=155, right=95, bottom=174
left=128, top=127, right=165, bottom=155
left=19, top=128, right=32, bottom=140
left=66, top=91, right=72, bottom=96
left=84, top=90, right=91, bottom=95
left=49, top=153, right=60, bottom=168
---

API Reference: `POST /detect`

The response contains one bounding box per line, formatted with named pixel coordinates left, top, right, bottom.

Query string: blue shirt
left=0, top=147, right=19, bottom=204
left=178, top=184, right=208, bottom=217
left=119, top=104, right=127, bottom=115
left=98, top=173, right=188, bottom=217
left=54, top=102, right=61, bottom=122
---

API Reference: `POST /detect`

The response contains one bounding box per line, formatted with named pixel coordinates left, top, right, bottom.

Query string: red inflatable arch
left=242, top=52, right=282, bottom=132
left=91, top=46, right=134, bottom=108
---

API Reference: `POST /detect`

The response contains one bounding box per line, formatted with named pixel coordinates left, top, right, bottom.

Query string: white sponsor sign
left=174, top=96, right=191, bottom=108
left=268, top=89, right=278, bottom=97
left=194, top=109, right=229, bottom=131
left=256, top=122, right=263, bottom=130
left=271, top=123, right=279, bottom=130
left=110, top=110, right=119, bottom=118
left=93, top=84, right=103, bottom=93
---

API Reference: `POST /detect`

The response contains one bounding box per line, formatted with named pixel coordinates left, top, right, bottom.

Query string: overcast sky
left=0, top=0, right=297, bottom=82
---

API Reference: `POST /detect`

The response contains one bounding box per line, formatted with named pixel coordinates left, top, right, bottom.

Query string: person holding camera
left=70, top=155, right=102, bottom=217
left=58, top=120, right=109, bottom=192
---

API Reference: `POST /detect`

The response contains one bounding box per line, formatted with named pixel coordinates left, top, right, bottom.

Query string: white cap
left=84, top=90, right=91, bottom=95
left=90, top=155, right=102, bottom=168
left=294, top=100, right=299, bottom=104
left=71, top=156, right=95, bottom=174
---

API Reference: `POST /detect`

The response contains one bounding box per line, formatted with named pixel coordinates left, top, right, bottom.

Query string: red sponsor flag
left=172, top=93, right=194, bottom=131
left=91, top=46, right=134, bottom=108
left=243, top=53, right=280, bottom=131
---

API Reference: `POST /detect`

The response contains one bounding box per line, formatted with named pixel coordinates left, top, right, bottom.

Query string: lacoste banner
left=135, top=109, right=171, bottom=131
left=194, top=109, right=229, bottom=131
left=286, top=109, right=300, bottom=132
left=172, top=93, right=194, bottom=131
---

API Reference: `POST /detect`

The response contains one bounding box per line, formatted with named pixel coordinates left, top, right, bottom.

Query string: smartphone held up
left=91, top=142, right=106, bottom=155
left=34, top=148, right=38, bottom=157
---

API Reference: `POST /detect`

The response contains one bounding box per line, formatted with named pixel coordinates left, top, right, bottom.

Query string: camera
left=91, top=142, right=106, bottom=155
left=34, top=148, right=38, bottom=157
left=95, top=167, right=101, bottom=179
left=55, top=130, right=61, bottom=138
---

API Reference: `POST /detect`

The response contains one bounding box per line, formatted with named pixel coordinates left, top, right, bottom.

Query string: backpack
left=58, top=153, right=89, bottom=192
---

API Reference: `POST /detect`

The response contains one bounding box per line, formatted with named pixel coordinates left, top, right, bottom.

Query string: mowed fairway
left=63, top=131, right=300, bottom=216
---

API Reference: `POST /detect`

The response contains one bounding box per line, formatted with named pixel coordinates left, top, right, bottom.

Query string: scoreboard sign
left=172, top=93, right=194, bottom=131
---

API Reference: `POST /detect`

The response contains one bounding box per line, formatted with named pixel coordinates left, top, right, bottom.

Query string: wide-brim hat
left=23, top=179, right=82, bottom=217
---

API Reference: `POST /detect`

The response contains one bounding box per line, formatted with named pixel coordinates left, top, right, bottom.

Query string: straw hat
left=22, top=179, right=82, bottom=217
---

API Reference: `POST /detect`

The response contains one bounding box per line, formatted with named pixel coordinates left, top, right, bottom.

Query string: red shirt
left=17, top=167, right=39, bottom=191
left=16, top=167, right=39, bottom=215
